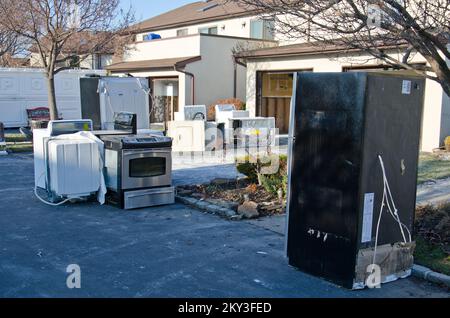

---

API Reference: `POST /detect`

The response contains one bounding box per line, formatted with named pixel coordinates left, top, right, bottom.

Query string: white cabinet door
left=168, top=121, right=205, bottom=152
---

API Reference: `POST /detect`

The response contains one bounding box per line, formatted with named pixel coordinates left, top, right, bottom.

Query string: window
left=177, top=28, right=188, bottom=37
left=262, top=73, right=294, bottom=98
left=96, top=54, right=107, bottom=70
left=250, top=19, right=275, bottom=40
left=199, top=26, right=218, bottom=35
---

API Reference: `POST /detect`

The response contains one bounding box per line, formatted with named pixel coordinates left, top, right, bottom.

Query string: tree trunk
left=46, top=74, right=58, bottom=120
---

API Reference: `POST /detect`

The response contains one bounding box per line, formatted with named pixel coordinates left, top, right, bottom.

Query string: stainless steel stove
left=101, top=134, right=175, bottom=210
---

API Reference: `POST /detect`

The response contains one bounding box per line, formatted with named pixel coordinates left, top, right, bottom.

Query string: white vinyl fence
left=0, top=68, right=106, bottom=128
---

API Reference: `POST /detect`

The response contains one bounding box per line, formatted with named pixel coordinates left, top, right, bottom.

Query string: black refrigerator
left=286, top=72, right=425, bottom=289
left=80, top=77, right=102, bottom=130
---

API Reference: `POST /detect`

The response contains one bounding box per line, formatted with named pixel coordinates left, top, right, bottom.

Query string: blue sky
left=121, top=0, right=197, bottom=23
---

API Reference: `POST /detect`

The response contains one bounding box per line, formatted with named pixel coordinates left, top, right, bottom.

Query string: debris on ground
left=238, top=200, right=259, bottom=219
left=176, top=178, right=286, bottom=218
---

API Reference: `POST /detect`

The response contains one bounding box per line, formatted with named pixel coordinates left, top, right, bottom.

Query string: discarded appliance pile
left=168, top=104, right=276, bottom=152
left=33, top=75, right=176, bottom=210
left=33, top=115, right=175, bottom=210
left=30, top=70, right=427, bottom=291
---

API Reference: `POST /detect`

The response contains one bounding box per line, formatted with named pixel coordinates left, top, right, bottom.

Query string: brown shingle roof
left=135, top=1, right=255, bottom=33
left=106, top=56, right=201, bottom=72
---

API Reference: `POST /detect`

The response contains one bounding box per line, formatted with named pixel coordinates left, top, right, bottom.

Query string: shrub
left=236, top=154, right=289, bottom=199
left=445, top=136, right=450, bottom=146
left=207, top=98, right=246, bottom=121
left=236, top=155, right=259, bottom=183
left=445, top=137, right=450, bottom=151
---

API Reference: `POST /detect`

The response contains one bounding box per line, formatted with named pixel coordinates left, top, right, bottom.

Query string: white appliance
left=215, top=104, right=250, bottom=140
left=98, top=77, right=150, bottom=131
left=225, top=117, right=276, bottom=146
left=174, top=105, right=207, bottom=121
left=215, top=104, right=250, bottom=130
left=34, top=128, right=51, bottom=189
left=34, top=120, right=93, bottom=189
left=168, top=120, right=206, bottom=152
left=47, top=139, right=101, bottom=198
left=170, top=105, right=214, bottom=152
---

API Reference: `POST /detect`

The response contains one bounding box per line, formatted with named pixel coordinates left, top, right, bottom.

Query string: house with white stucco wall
left=107, top=0, right=449, bottom=151
left=106, top=0, right=277, bottom=124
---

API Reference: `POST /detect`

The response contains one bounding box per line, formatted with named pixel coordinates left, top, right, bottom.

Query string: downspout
left=233, top=57, right=237, bottom=99
left=233, top=56, right=247, bottom=101
left=174, top=64, right=195, bottom=105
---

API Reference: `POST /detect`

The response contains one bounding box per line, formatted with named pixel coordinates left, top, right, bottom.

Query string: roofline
left=106, top=56, right=202, bottom=73
left=133, top=10, right=258, bottom=34
left=235, top=43, right=410, bottom=60
left=109, top=66, right=174, bottom=73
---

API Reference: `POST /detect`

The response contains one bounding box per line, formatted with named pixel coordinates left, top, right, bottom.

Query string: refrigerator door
left=287, top=72, right=367, bottom=288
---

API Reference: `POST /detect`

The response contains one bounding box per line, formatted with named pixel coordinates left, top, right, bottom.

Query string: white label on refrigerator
left=402, top=80, right=412, bottom=95
left=362, top=193, right=375, bottom=243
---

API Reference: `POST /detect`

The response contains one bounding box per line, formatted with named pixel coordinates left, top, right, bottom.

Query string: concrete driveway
left=0, top=154, right=448, bottom=298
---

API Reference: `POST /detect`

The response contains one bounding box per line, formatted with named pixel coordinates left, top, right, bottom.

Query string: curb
left=176, top=195, right=241, bottom=220
left=412, top=265, right=450, bottom=288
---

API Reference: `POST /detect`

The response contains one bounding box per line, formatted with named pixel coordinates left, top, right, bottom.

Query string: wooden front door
left=256, top=70, right=312, bottom=134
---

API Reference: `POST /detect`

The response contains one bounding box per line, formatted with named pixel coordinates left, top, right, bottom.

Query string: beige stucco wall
left=125, top=36, right=202, bottom=61
left=183, top=36, right=266, bottom=109
left=245, top=52, right=448, bottom=152
left=121, top=35, right=275, bottom=112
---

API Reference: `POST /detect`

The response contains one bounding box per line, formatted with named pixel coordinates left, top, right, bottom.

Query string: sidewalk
left=417, top=178, right=450, bottom=206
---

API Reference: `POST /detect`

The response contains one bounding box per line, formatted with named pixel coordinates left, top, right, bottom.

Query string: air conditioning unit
left=47, top=139, right=101, bottom=199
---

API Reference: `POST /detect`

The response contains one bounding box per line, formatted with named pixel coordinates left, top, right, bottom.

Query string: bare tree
left=235, top=0, right=450, bottom=96
left=0, top=0, right=134, bottom=120
left=0, top=26, right=27, bottom=66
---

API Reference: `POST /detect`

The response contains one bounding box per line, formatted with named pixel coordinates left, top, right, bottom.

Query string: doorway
left=256, top=70, right=312, bottom=134
left=150, top=77, right=179, bottom=126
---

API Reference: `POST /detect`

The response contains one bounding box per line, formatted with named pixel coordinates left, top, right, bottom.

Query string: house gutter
left=174, top=64, right=195, bottom=105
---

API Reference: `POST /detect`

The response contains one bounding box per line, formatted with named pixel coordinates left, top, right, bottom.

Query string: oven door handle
left=122, top=149, right=171, bottom=156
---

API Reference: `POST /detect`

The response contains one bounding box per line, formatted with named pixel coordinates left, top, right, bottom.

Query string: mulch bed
left=177, top=179, right=286, bottom=217
left=177, top=179, right=450, bottom=252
